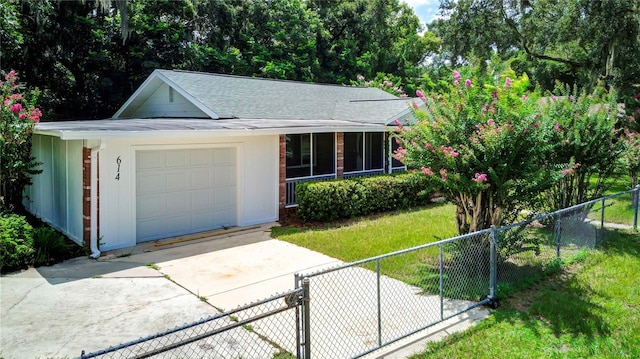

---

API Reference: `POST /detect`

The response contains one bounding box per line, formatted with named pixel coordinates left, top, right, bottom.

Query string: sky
left=403, top=0, right=442, bottom=28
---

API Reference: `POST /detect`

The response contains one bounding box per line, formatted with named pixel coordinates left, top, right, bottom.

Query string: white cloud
left=402, top=0, right=442, bottom=26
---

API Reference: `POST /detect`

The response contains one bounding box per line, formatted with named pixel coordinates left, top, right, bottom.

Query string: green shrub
left=0, top=213, right=34, bottom=271
left=33, top=226, right=74, bottom=266
left=295, top=173, right=433, bottom=222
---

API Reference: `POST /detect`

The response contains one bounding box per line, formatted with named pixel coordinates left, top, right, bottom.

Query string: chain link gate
left=79, top=287, right=306, bottom=359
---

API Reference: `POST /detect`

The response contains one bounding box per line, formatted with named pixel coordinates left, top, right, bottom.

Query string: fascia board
left=43, top=125, right=388, bottom=141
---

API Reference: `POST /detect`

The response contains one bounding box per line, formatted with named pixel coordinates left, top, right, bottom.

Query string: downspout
left=89, top=141, right=105, bottom=259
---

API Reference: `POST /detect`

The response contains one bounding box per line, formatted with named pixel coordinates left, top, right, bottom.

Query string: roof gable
left=114, top=69, right=417, bottom=124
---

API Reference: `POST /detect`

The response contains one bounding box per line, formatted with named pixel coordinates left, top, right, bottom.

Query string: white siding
left=131, top=83, right=207, bottom=118
left=99, top=135, right=279, bottom=251
left=26, top=135, right=83, bottom=245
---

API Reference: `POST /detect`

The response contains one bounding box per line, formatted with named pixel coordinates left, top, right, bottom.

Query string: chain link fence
left=496, top=187, right=638, bottom=294
left=79, top=288, right=304, bottom=359
left=296, top=230, right=494, bottom=358
left=80, top=187, right=638, bottom=359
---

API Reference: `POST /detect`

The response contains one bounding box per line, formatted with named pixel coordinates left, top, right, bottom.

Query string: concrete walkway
left=1, top=224, right=489, bottom=359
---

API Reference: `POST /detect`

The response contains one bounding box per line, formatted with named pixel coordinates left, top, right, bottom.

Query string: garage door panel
left=166, top=150, right=187, bottom=167
left=165, top=215, right=192, bottom=235
left=165, top=171, right=188, bottom=191
left=214, top=148, right=235, bottom=165
left=137, top=151, right=165, bottom=170
left=192, top=211, right=215, bottom=231
left=137, top=218, right=165, bottom=240
left=214, top=188, right=235, bottom=209
left=166, top=192, right=189, bottom=213
left=137, top=195, right=165, bottom=219
left=213, top=209, right=235, bottom=226
left=191, top=189, right=213, bottom=211
left=191, top=169, right=211, bottom=188
left=136, top=148, right=237, bottom=242
left=137, top=173, right=165, bottom=194
left=214, top=167, right=235, bottom=186
left=190, top=149, right=211, bottom=166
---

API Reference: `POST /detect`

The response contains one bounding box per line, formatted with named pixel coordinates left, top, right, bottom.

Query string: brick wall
left=278, top=135, right=286, bottom=217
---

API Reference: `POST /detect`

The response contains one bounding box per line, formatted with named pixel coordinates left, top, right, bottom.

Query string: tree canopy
left=430, top=0, right=640, bottom=113
left=0, top=0, right=438, bottom=120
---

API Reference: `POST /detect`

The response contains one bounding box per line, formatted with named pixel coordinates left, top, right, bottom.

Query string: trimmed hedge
left=296, top=173, right=434, bottom=222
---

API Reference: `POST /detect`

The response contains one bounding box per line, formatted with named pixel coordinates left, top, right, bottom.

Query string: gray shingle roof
left=156, top=70, right=412, bottom=124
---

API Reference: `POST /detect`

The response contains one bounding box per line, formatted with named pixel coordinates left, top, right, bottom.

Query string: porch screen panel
left=365, top=132, right=384, bottom=170
left=286, top=134, right=311, bottom=178
left=344, top=132, right=363, bottom=172
left=313, top=133, right=335, bottom=175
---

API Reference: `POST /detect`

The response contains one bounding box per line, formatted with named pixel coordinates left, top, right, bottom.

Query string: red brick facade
left=278, top=135, right=287, bottom=217
left=336, top=132, right=344, bottom=178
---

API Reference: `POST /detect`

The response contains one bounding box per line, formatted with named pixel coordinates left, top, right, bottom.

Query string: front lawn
left=410, top=230, right=640, bottom=358
left=272, top=202, right=457, bottom=283
left=274, top=201, right=639, bottom=358
left=272, top=202, right=457, bottom=262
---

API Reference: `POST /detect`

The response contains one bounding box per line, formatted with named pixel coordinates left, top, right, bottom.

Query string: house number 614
left=115, top=156, right=122, bottom=181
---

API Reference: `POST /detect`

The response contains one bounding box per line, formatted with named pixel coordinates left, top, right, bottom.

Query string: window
left=286, top=133, right=335, bottom=178
left=344, top=132, right=384, bottom=173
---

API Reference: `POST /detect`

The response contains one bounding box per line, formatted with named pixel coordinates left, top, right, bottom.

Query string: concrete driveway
left=1, top=223, right=489, bottom=359
left=0, top=224, right=341, bottom=359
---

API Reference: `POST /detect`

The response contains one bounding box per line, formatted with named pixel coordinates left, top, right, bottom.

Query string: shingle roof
left=155, top=70, right=413, bottom=124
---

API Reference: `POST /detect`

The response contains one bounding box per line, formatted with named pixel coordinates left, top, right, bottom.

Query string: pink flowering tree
left=351, top=73, right=407, bottom=97
left=393, top=66, right=557, bottom=235
left=541, top=87, right=624, bottom=212
left=1, top=70, right=42, bottom=212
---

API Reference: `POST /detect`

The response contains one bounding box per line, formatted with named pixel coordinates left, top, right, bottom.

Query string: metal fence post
left=600, top=197, right=606, bottom=241
left=634, top=185, right=639, bottom=231
left=376, top=259, right=382, bottom=348
left=295, top=274, right=301, bottom=359
left=439, top=243, right=444, bottom=321
left=302, top=278, right=311, bottom=359
left=489, top=226, right=497, bottom=301
left=556, top=213, right=562, bottom=258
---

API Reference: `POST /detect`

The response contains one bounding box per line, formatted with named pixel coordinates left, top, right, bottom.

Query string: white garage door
left=136, top=148, right=237, bottom=242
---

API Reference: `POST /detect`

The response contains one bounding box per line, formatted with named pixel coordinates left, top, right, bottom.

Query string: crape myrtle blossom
left=453, top=70, right=461, bottom=85
left=472, top=172, right=488, bottom=183
left=392, top=65, right=560, bottom=235
left=504, top=77, right=512, bottom=89
left=421, top=166, right=434, bottom=176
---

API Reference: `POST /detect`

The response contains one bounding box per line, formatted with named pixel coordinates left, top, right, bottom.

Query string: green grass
left=273, top=203, right=457, bottom=282
left=587, top=176, right=638, bottom=225
left=145, top=262, right=160, bottom=270
left=272, top=202, right=457, bottom=261
left=409, top=230, right=640, bottom=359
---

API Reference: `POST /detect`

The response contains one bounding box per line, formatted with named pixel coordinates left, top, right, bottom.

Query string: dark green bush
left=33, top=226, right=75, bottom=266
left=0, top=213, right=34, bottom=271
left=296, top=173, right=434, bottom=222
